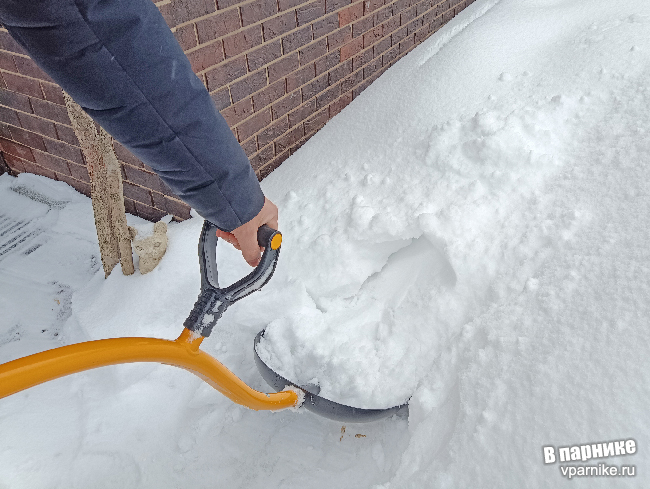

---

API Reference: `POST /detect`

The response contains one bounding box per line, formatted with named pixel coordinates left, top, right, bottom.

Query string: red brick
left=3, top=72, right=43, bottom=99
left=0, top=51, right=16, bottom=72
left=326, top=0, right=352, bottom=14
left=216, top=0, right=242, bottom=9
left=364, top=0, right=384, bottom=14
left=0, top=31, right=28, bottom=55
left=263, top=11, right=297, bottom=41
left=210, top=87, right=232, bottom=111
left=275, top=124, right=304, bottom=153
left=30, top=98, right=70, bottom=124
left=22, top=159, right=57, bottom=180
left=316, top=83, right=340, bottom=108
left=2, top=152, right=27, bottom=173
left=16, top=112, right=57, bottom=140
left=33, top=149, right=71, bottom=174
left=55, top=123, right=79, bottom=145
left=123, top=181, right=153, bottom=206
left=381, top=15, right=401, bottom=36
left=289, top=134, right=310, bottom=154
left=0, top=122, right=11, bottom=140
left=399, top=34, right=414, bottom=53
left=196, top=9, right=241, bottom=44
left=341, top=68, right=363, bottom=92
left=393, top=0, right=411, bottom=15
left=171, top=0, right=216, bottom=25
left=352, top=16, right=374, bottom=38
left=206, top=56, right=247, bottom=90
left=312, top=13, right=339, bottom=38
left=123, top=164, right=166, bottom=193
left=42, top=137, right=84, bottom=165
left=259, top=150, right=290, bottom=178
left=9, top=126, right=46, bottom=152
left=271, top=90, right=301, bottom=119
left=374, top=36, right=392, bottom=55
left=268, top=53, right=299, bottom=83
left=241, top=136, right=258, bottom=156
left=417, top=0, right=432, bottom=16
left=0, top=106, right=20, bottom=126
left=250, top=143, right=275, bottom=171
left=286, top=63, right=315, bottom=92
left=223, top=26, right=263, bottom=59
left=150, top=194, right=191, bottom=220
left=221, top=97, right=253, bottom=126
left=231, top=70, right=267, bottom=103
left=247, top=41, right=282, bottom=72
left=339, top=2, right=363, bottom=26
left=236, top=108, right=272, bottom=140
left=392, top=26, right=408, bottom=44
left=257, top=116, right=289, bottom=147
left=304, top=107, right=329, bottom=133
left=279, top=0, right=308, bottom=10
left=133, top=201, right=166, bottom=221
left=299, top=39, right=327, bottom=65
left=363, top=56, right=382, bottom=78
left=301, top=73, right=328, bottom=101
left=288, top=99, right=316, bottom=127
left=282, top=25, right=313, bottom=54
left=373, top=4, right=393, bottom=24
left=40, top=83, right=65, bottom=105
left=315, top=51, right=339, bottom=75
left=13, top=57, right=54, bottom=83
left=340, top=36, right=363, bottom=61
left=363, top=25, right=383, bottom=48
left=0, top=88, right=32, bottom=113
left=58, top=173, right=91, bottom=196
left=123, top=197, right=136, bottom=215
left=187, top=42, right=224, bottom=73
left=415, top=25, right=430, bottom=44
left=328, top=28, right=352, bottom=53
left=297, top=0, right=325, bottom=26
left=174, top=23, right=198, bottom=51
left=406, top=17, right=423, bottom=36
left=158, top=3, right=176, bottom=28
left=240, top=0, right=278, bottom=27
left=328, top=59, right=352, bottom=84
left=329, top=91, right=352, bottom=116
left=113, top=141, right=144, bottom=168
left=68, top=162, right=90, bottom=183
left=252, top=79, right=286, bottom=111
left=1, top=137, right=34, bottom=161
left=164, top=197, right=191, bottom=220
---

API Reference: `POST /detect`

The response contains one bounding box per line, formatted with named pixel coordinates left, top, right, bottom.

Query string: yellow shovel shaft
left=0, top=328, right=298, bottom=411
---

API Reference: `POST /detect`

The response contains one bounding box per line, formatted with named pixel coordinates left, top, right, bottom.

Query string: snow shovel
left=187, top=221, right=408, bottom=422
left=0, top=221, right=407, bottom=422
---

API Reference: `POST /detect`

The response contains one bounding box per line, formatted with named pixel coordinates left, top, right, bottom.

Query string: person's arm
left=0, top=0, right=273, bottom=265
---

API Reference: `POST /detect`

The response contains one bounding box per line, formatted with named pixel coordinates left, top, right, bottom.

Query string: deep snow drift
left=2, top=0, right=650, bottom=487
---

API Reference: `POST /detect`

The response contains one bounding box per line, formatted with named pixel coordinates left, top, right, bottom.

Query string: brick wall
left=0, top=0, right=474, bottom=222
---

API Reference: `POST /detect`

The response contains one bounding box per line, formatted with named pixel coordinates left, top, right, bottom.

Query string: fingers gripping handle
left=183, top=221, right=282, bottom=338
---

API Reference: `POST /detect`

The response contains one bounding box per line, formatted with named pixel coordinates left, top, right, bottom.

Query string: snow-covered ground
left=2, top=0, right=650, bottom=486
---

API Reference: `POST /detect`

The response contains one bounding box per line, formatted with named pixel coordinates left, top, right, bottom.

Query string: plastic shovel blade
left=253, top=330, right=409, bottom=423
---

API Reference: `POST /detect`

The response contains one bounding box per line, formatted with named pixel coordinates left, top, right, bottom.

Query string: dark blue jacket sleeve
left=0, top=0, right=265, bottom=231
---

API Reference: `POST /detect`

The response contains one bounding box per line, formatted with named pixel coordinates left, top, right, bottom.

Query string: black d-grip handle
left=184, top=220, right=282, bottom=338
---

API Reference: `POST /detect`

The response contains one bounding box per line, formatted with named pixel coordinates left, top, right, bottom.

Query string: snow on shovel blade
left=254, top=330, right=409, bottom=423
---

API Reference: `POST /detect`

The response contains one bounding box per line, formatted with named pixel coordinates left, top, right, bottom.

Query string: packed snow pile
left=2, top=0, right=650, bottom=487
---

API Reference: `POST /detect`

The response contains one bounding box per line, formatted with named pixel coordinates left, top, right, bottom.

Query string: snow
left=2, top=0, right=650, bottom=487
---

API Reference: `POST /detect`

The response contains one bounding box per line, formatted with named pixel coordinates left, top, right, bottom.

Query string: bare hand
left=215, top=197, right=279, bottom=267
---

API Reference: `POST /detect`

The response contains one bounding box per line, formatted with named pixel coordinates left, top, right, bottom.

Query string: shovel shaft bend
left=0, top=328, right=299, bottom=411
